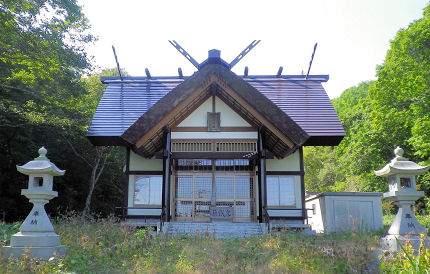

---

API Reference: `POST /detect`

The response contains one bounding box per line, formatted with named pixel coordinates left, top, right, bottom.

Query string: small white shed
left=305, top=192, right=383, bottom=234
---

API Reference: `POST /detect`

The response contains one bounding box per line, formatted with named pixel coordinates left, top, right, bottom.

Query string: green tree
left=62, top=68, right=126, bottom=217
left=306, top=4, right=430, bottom=196
left=303, top=146, right=344, bottom=192
left=0, top=0, right=119, bottom=221
left=373, top=5, right=430, bottom=190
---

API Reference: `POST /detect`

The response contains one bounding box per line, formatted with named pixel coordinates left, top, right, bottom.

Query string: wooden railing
left=171, top=141, right=257, bottom=152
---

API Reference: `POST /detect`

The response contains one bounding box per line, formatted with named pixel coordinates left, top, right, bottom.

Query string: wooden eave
left=121, top=64, right=309, bottom=158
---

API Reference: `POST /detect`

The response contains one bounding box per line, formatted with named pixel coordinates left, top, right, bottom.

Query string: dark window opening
left=33, top=177, right=43, bottom=187
left=400, top=177, right=411, bottom=188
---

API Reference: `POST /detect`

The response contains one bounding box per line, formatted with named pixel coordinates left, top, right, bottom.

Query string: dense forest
left=0, top=1, right=429, bottom=221
left=0, top=0, right=124, bottom=221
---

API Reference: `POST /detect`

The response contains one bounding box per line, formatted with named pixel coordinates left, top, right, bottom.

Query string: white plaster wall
left=177, top=98, right=211, bottom=127
left=306, top=199, right=325, bottom=233
left=129, top=151, right=163, bottom=171
left=266, top=151, right=300, bottom=171
left=215, top=97, right=250, bottom=127
left=177, top=97, right=251, bottom=127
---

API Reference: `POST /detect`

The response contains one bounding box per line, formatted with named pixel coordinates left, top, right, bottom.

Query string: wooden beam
left=299, top=147, right=306, bottom=221
left=162, top=128, right=171, bottom=221
left=171, top=126, right=256, bottom=132
left=257, top=128, right=266, bottom=223
left=277, top=66, right=283, bottom=77
left=133, top=71, right=297, bottom=156
left=125, top=147, right=130, bottom=211
left=171, top=152, right=258, bottom=159
left=170, top=138, right=257, bottom=142
left=265, top=171, right=304, bottom=176
left=168, top=40, right=200, bottom=69
left=145, top=68, right=151, bottom=79
left=229, top=40, right=261, bottom=68
left=128, top=171, right=163, bottom=175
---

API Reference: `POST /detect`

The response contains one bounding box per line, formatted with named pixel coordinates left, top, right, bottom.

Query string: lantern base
left=1, top=231, right=66, bottom=260
left=1, top=245, right=66, bottom=260
left=381, top=234, right=429, bottom=252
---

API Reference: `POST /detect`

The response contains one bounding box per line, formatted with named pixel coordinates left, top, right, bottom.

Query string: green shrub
left=0, top=222, right=20, bottom=246
left=381, top=235, right=430, bottom=273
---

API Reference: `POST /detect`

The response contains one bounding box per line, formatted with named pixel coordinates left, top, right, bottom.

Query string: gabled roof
left=87, top=55, right=345, bottom=157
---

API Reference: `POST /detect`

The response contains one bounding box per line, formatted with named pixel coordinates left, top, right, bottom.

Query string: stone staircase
left=163, top=222, right=265, bottom=239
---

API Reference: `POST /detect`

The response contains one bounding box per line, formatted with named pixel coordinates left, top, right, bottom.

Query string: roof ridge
left=100, top=75, right=329, bottom=84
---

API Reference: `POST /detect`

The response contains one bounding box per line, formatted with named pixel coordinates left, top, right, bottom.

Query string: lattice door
left=174, top=175, right=212, bottom=222
left=174, top=173, right=255, bottom=222
left=215, top=175, right=255, bottom=222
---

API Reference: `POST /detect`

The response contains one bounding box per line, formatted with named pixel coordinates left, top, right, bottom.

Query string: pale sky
left=79, top=0, right=428, bottom=98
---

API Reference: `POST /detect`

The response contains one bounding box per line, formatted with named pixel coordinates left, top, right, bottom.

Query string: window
left=134, top=176, right=162, bottom=206
left=267, top=176, right=295, bottom=206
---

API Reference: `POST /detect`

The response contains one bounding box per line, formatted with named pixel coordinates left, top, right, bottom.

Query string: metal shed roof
left=87, top=74, right=344, bottom=147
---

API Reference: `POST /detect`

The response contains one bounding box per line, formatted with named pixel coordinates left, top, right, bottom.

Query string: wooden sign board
left=210, top=206, right=233, bottom=221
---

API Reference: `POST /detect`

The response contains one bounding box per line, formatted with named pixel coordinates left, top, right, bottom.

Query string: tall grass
left=381, top=215, right=430, bottom=273
left=380, top=234, right=430, bottom=273
left=0, top=215, right=381, bottom=273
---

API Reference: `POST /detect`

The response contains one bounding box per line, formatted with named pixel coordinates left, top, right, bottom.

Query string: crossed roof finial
left=168, top=40, right=261, bottom=69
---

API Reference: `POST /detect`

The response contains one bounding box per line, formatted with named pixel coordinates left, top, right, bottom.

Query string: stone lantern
left=1, top=147, right=66, bottom=259
left=375, top=147, right=429, bottom=252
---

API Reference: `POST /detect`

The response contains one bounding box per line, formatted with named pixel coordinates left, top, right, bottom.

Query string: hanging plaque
left=210, top=206, right=233, bottom=221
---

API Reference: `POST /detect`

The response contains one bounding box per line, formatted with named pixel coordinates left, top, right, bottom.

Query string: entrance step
left=164, top=222, right=264, bottom=239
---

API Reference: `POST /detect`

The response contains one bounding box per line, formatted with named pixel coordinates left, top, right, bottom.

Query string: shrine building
left=87, top=47, right=345, bottom=229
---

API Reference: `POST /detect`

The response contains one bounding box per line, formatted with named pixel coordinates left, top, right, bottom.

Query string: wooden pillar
left=162, top=128, right=171, bottom=222
left=299, top=147, right=306, bottom=221
left=258, top=128, right=266, bottom=223
left=124, top=147, right=130, bottom=220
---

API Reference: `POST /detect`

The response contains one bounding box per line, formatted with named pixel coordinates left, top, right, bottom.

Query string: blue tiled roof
left=87, top=75, right=344, bottom=146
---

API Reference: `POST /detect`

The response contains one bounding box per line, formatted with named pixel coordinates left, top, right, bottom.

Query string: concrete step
left=164, top=222, right=264, bottom=238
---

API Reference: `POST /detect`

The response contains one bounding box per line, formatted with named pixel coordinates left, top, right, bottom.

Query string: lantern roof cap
left=374, top=147, right=428, bottom=177
left=16, top=147, right=65, bottom=176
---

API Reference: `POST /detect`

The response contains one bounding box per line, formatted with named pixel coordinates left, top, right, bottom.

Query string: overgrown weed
left=1, top=216, right=381, bottom=273
left=380, top=234, right=430, bottom=273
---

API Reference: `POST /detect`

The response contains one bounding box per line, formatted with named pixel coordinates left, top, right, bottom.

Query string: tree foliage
left=305, top=5, right=430, bottom=201
left=0, top=1, right=124, bottom=221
